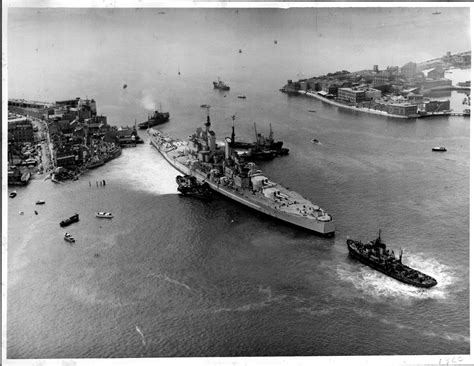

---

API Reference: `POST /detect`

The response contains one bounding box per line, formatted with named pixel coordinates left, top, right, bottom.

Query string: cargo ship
left=138, top=110, right=170, bottom=129
left=347, top=231, right=437, bottom=288
left=213, top=78, right=230, bottom=91
left=148, top=116, right=335, bottom=236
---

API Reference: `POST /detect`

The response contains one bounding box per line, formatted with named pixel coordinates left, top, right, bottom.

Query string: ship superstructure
left=347, top=231, right=437, bottom=288
left=148, top=115, right=335, bottom=236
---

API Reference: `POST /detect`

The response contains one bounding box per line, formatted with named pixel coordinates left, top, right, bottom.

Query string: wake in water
left=146, top=272, right=192, bottom=291
left=105, top=145, right=178, bottom=195
left=336, top=252, right=459, bottom=302
left=135, top=325, right=146, bottom=346
left=214, top=285, right=287, bottom=313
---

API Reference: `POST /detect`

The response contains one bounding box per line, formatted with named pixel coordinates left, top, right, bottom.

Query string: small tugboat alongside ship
left=347, top=230, right=437, bottom=288
left=176, top=175, right=213, bottom=200
left=148, top=114, right=335, bottom=236
left=138, top=110, right=170, bottom=129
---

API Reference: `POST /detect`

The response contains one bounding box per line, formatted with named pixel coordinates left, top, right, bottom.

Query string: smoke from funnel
left=141, top=90, right=156, bottom=111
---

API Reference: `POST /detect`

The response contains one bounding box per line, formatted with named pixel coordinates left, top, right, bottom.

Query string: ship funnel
left=225, top=137, right=232, bottom=160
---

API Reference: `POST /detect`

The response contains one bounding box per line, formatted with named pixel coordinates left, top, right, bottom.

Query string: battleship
left=138, top=110, right=170, bottom=129
left=347, top=231, right=437, bottom=288
left=148, top=115, right=335, bottom=236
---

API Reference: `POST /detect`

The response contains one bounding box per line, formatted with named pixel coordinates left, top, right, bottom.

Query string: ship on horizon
left=148, top=115, right=335, bottom=236
left=213, top=77, right=230, bottom=91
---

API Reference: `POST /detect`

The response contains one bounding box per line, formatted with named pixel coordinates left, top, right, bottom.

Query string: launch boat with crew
left=346, top=230, right=437, bottom=288
left=148, top=115, right=335, bottom=236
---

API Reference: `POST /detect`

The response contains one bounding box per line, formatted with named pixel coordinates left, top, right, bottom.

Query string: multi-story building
left=365, top=88, right=382, bottom=100
left=386, top=103, right=419, bottom=117
left=424, top=99, right=450, bottom=112
left=401, top=62, right=417, bottom=79
left=373, top=72, right=391, bottom=87
left=422, top=79, right=452, bottom=89
left=424, top=67, right=445, bottom=80
left=337, top=88, right=366, bottom=104
left=8, top=117, right=34, bottom=144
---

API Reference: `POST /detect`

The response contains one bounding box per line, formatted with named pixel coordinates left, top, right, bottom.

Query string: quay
left=300, top=90, right=416, bottom=119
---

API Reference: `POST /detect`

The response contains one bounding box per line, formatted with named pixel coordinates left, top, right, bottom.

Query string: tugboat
left=432, top=146, right=447, bottom=152
left=60, top=213, right=80, bottom=227
left=176, top=175, right=213, bottom=201
left=213, top=77, right=230, bottom=91
left=138, top=110, right=170, bottom=129
left=347, top=230, right=437, bottom=288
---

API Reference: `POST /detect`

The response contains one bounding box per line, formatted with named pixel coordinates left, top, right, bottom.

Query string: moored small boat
left=60, top=213, right=79, bottom=227
left=9, top=191, right=17, bottom=198
left=64, top=233, right=76, bottom=243
left=96, top=211, right=114, bottom=218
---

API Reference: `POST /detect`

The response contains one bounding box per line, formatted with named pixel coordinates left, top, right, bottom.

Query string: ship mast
left=254, top=122, right=259, bottom=145
left=231, top=115, right=236, bottom=145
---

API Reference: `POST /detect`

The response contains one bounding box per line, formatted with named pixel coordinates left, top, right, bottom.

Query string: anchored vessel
left=64, top=233, right=76, bottom=243
left=60, top=213, right=79, bottom=227
left=213, top=78, right=230, bottom=91
left=148, top=116, right=335, bottom=236
left=346, top=231, right=437, bottom=288
left=138, top=110, right=170, bottom=129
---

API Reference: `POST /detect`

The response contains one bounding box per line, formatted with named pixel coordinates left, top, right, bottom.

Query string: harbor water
left=6, top=7, right=470, bottom=359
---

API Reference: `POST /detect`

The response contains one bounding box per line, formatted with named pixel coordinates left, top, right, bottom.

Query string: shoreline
left=299, top=90, right=413, bottom=119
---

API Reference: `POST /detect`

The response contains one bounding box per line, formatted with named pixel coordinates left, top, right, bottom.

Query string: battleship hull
left=150, top=132, right=335, bottom=236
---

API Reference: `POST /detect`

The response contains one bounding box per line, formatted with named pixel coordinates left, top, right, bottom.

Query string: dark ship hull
left=347, top=237, right=437, bottom=288
left=60, top=213, right=80, bottom=227
left=138, top=111, right=170, bottom=129
left=176, top=175, right=212, bottom=201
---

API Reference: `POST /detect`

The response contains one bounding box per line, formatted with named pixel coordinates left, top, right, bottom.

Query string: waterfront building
left=8, top=117, right=34, bottom=144
left=421, top=78, right=452, bottom=90
left=423, top=67, right=445, bottom=80
left=306, top=78, right=321, bottom=91
left=337, top=87, right=366, bottom=104
left=385, top=103, right=418, bottom=117
left=424, top=99, right=450, bottom=112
